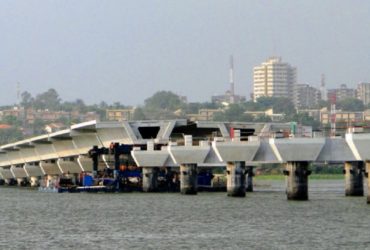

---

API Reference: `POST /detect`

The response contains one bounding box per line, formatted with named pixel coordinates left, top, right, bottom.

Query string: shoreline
left=255, top=174, right=344, bottom=180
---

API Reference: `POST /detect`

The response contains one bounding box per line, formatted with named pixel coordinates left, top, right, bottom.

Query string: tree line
left=0, top=88, right=367, bottom=144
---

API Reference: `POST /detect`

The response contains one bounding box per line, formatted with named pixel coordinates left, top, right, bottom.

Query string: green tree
left=20, top=91, right=34, bottom=108
left=253, top=114, right=272, bottom=122
left=132, top=107, right=146, bottom=120
left=337, top=98, right=364, bottom=111
left=34, top=88, right=61, bottom=110
left=185, top=102, right=220, bottom=114
left=32, top=118, right=47, bottom=135
left=255, top=96, right=296, bottom=115
left=0, top=127, right=23, bottom=144
left=2, top=115, right=22, bottom=127
left=291, top=112, right=321, bottom=130
left=213, top=104, right=253, bottom=122
left=144, top=91, right=185, bottom=111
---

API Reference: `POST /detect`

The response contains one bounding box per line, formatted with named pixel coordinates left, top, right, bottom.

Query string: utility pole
left=16, top=82, right=20, bottom=106
left=329, top=92, right=336, bottom=137
left=229, top=55, right=235, bottom=104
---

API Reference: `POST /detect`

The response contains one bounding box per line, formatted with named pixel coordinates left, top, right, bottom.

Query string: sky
left=0, top=0, right=369, bottom=106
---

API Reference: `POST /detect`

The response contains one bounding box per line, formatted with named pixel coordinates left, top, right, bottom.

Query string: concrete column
left=226, top=161, right=246, bottom=197
left=142, top=167, right=159, bottom=192
left=344, top=161, right=364, bottom=196
left=180, top=164, right=197, bottom=195
left=284, top=161, right=311, bottom=201
left=365, top=162, right=370, bottom=204
left=246, top=166, right=254, bottom=192
left=30, top=176, right=39, bottom=187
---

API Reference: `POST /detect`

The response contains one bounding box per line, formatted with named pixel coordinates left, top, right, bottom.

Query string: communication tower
left=320, top=74, right=327, bottom=101
left=16, top=82, right=20, bottom=106
left=329, top=92, right=336, bottom=137
left=229, top=55, right=235, bottom=97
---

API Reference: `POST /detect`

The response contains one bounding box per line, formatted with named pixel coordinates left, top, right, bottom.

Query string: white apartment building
left=253, top=57, right=297, bottom=102
left=357, top=82, right=370, bottom=106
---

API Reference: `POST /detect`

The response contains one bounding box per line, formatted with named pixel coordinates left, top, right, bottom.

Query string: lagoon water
left=1, top=179, right=370, bottom=250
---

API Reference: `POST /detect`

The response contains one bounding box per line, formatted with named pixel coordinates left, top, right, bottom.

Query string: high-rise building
left=253, top=57, right=297, bottom=102
left=357, top=82, right=370, bottom=106
left=293, top=84, right=321, bottom=109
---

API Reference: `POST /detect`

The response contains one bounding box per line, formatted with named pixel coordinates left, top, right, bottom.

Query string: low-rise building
left=106, top=109, right=135, bottom=121
left=244, top=108, right=285, bottom=122
left=44, top=123, right=67, bottom=133
left=320, top=109, right=363, bottom=126
left=211, top=91, right=246, bottom=105
left=187, top=109, right=222, bottom=121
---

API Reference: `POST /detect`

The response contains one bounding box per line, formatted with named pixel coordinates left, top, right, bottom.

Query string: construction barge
left=11, top=142, right=226, bottom=193
left=0, top=120, right=283, bottom=194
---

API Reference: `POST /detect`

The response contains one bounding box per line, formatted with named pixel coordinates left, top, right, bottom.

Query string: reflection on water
left=0, top=180, right=369, bottom=250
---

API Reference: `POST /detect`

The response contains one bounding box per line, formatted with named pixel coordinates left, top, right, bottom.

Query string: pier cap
left=269, top=137, right=325, bottom=162
left=131, top=148, right=170, bottom=167
left=345, top=133, right=370, bottom=161
left=316, top=137, right=357, bottom=162
left=168, top=143, right=210, bottom=165
left=212, top=140, right=260, bottom=162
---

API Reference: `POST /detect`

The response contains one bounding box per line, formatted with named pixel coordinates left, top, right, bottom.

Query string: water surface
left=1, top=180, right=369, bottom=249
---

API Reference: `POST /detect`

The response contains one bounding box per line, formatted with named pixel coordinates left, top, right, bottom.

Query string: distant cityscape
left=1, top=55, right=369, bottom=144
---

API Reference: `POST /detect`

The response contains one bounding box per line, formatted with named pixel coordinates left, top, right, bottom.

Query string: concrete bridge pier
left=283, top=161, right=311, bottom=200
left=365, top=162, right=370, bottom=204
left=226, top=161, right=246, bottom=197
left=344, top=161, right=364, bottom=196
left=142, top=167, right=159, bottom=192
left=30, top=176, right=39, bottom=187
left=39, top=161, right=62, bottom=188
left=180, top=164, right=197, bottom=195
left=246, top=166, right=254, bottom=192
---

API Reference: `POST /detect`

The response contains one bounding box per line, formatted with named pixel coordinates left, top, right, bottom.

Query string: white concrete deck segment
left=57, top=159, right=83, bottom=174
left=155, top=121, right=177, bottom=143
left=269, top=138, right=325, bottom=162
left=24, top=164, right=44, bottom=177
left=168, top=144, right=210, bottom=164
left=40, top=162, right=62, bottom=175
left=52, top=138, right=79, bottom=158
left=97, top=122, right=136, bottom=146
left=34, top=142, right=59, bottom=161
left=212, top=140, right=260, bottom=162
left=131, top=148, right=170, bottom=167
left=77, top=155, right=94, bottom=172
left=18, top=145, right=41, bottom=163
left=0, top=152, right=11, bottom=167
left=10, top=166, right=28, bottom=178
left=0, top=168, right=14, bottom=179
left=71, top=133, right=102, bottom=155
left=4, top=149, right=25, bottom=165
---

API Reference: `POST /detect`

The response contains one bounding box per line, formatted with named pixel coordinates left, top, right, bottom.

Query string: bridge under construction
left=0, top=119, right=370, bottom=204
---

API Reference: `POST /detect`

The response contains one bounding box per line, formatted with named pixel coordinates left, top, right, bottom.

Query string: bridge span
left=1, top=120, right=370, bottom=203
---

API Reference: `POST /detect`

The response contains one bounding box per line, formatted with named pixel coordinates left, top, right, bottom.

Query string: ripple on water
left=0, top=180, right=370, bottom=250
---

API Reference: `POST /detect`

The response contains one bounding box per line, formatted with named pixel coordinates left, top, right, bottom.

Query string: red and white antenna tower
left=329, top=92, right=336, bottom=137
left=320, top=74, right=327, bottom=101
left=229, top=55, right=235, bottom=104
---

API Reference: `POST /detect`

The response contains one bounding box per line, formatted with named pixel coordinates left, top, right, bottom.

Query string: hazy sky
left=1, top=0, right=369, bottom=106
